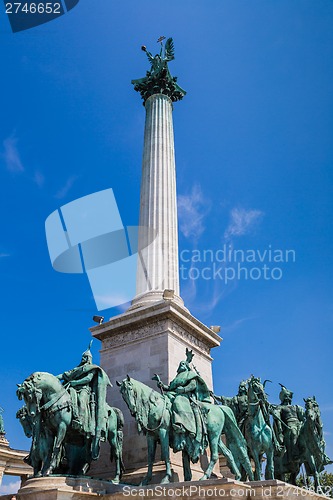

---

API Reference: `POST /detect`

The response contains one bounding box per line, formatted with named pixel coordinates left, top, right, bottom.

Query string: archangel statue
left=132, top=37, right=186, bottom=103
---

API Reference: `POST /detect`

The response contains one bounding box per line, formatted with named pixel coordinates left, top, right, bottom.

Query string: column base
left=129, top=290, right=185, bottom=310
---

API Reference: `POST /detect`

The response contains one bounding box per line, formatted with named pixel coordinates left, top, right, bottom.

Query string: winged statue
left=132, top=37, right=186, bottom=103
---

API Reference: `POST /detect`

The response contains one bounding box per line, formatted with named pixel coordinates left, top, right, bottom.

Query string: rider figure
left=234, top=381, right=249, bottom=433
left=154, top=348, right=211, bottom=461
left=214, top=380, right=249, bottom=435
left=56, top=341, right=111, bottom=439
left=303, top=397, right=332, bottom=468
left=274, top=384, right=305, bottom=466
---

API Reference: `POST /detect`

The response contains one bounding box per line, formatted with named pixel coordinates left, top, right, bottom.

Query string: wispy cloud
left=224, top=207, right=264, bottom=241
left=222, top=315, right=258, bottom=334
left=320, top=405, right=333, bottom=413
left=2, top=135, right=24, bottom=173
left=0, top=253, right=10, bottom=258
left=33, top=170, right=45, bottom=188
left=182, top=274, right=238, bottom=316
left=0, top=479, right=20, bottom=494
left=178, top=184, right=211, bottom=241
left=55, top=175, right=78, bottom=199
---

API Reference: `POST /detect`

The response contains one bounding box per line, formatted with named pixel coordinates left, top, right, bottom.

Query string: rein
left=39, top=388, right=69, bottom=413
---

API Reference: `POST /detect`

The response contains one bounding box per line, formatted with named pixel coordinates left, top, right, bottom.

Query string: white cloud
left=55, top=175, right=78, bottom=199
left=178, top=184, right=211, bottom=241
left=3, top=135, right=24, bottom=173
left=33, top=170, right=45, bottom=188
left=224, top=207, right=264, bottom=241
left=0, top=479, right=20, bottom=494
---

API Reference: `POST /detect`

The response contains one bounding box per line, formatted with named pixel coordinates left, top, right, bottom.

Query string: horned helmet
left=81, top=340, right=93, bottom=364
left=279, top=383, right=293, bottom=404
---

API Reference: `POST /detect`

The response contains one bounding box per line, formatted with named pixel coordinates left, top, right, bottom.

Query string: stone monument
left=12, top=37, right=332, bottom=500
left=90, top=37, right=221, bottom=482
left=0, top=408, right=32, bottom=492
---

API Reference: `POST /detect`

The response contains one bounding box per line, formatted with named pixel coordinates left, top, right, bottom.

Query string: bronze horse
left=117, top=375, right=253, bottom=484
left=17, top=372, right=124, bottom=481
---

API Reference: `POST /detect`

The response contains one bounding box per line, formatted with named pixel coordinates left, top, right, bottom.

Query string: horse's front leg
left=159, top=428, right=171, bottom=484
left=265, top=446, right=274, bottom=480
left=182, top=450, right=192, bottom=482
left=252, top=452, right=262, bottom=481
left=44, top=421, right=67, bottom=476
left=140, top=434, right=157, bottom=486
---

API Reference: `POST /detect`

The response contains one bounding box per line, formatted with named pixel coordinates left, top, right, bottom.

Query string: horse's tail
left=112, top=406, right=124, bottom=430
left=220, top=405, right=246, bottom=444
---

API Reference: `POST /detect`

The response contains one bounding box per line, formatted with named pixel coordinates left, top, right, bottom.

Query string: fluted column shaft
left=132, top=94, right=183, bottom=307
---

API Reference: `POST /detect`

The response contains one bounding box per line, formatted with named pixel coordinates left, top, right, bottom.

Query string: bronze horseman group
left=16, top=343, right=331, bottom=490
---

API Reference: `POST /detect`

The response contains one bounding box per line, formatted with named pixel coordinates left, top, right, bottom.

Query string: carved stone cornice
left=90, top=300, right=221, bottom=358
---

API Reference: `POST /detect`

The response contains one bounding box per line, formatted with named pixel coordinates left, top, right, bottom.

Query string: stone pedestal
left=89, top=299, right=221, bottom=482
left=13, top=477, right=329, bottom=500
left=16, top=476, right=122, bottom=500
left=104, top=478, right=251, bottom=500
left=0, top=436, right=31, bottom=488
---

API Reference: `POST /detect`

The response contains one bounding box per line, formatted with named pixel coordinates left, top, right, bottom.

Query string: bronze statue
left=298, top=397, right=332, bottom=491
left=272, top=388, right=332, bottom=491
left=271, top=384, right=305, bottom=483
left=215, top=379, right=332, bottom=489
left=214, top=380, right=249, bottom=435
left=245, top=376, right=275, bottom=480
left=154, top=348, right=211, bottom=459
left=118, top=350, right=253, bottom=484
left=132, top=37, right=186, bottom=103
left=55, top=341, right=109, bottom=437
left=17, top=343, right=124, bottom=482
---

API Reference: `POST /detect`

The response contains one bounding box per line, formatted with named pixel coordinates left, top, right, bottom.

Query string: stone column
left=131, top=94, right=183, bottom=309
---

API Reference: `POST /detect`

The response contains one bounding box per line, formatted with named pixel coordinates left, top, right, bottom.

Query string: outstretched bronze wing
left=164, top=38, right=175, bottom=61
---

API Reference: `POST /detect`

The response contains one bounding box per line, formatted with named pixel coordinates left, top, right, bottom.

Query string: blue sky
left=0, top=0, right=332, bottom=492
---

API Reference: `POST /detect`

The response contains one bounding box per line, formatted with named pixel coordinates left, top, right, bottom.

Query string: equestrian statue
left=117, top=349, right=253, bottom=484
left=16, top=342, right=124, bottom=482
left=214, top=378, right=332, bottom=490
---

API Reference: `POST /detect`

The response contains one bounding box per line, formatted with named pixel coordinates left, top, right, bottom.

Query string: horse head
left=248, top=375, right=269, bottom=401
left=248, top=376, right=261, bottom=400
left=16, top=376, right=43, bottom=417
left=116, top=375, right=137, bottom=417
left=304, top=396, right=319, bottom=422
left=16, top=406, right=34, bottom=438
